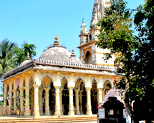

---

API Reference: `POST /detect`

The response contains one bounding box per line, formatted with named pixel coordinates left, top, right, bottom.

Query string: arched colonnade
left=3, top=72, right=113, bottom=117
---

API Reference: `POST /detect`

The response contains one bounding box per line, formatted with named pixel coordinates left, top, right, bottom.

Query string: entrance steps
left=0, top=115, right=97, bottom=123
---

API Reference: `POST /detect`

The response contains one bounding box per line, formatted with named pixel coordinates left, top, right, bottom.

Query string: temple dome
left=39, top=36, right=82, bottom=64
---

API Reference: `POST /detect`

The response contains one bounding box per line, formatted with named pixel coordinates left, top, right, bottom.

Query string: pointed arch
left=75, top=78, right=85, bottom=89
left=61, top=77, right=69, bottom=115
left=41, top=75, right=53, bottom=88
left=91, top=79, right=98, bottom=114
left=84, top=51, right=92, bottom=64
left=103, top=80, right=112, bottom=95
left=29, top=77, right=34, bottom=87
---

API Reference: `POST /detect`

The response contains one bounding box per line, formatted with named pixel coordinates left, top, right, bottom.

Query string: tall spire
left=90, top=0, right=110, bottom=28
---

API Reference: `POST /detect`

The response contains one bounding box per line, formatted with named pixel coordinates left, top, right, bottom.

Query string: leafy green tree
left=96, top=0, right=154, bottom=122
left=0, top=39, right=16, bottom=75
left=13, top=42, right=36, bottom=66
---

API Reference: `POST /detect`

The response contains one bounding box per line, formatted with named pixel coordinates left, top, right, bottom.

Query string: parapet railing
left=35, top=59, right=116, bottom=71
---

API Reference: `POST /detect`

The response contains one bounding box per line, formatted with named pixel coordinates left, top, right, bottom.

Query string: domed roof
left=20, top=52, right=32, bottom=66
left=39, top=36, right=82, bottom=64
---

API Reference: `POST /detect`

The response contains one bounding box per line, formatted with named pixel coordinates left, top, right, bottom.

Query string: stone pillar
left=98, top=88, right=103, bottom=104
left=45, top=88, right=50, bottom=115
left=79, top=90, right=83, bottom=114
left=54, top=86, right=61, bottom=116
left=24, top=87, right=30, bottom=116
left=68, top=87, right=75, bottom=116
left=31, top=90, right=34, bottom=115
left=33, top=85, right=40, bottom=118
left=75, top=89, right=80, bottom=115
left=59, top=88, right=63, bottom=115
left=86, top=87, right=92, bottom=115
left=13, top=90, right=17, bottom=113
left=39, top=89, right=43, bottom=115
left=8, top=90, right=12, bottom=114
left=19, top=88, right=24, bottom=115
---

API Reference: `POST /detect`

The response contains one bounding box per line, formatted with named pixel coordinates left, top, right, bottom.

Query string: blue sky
left=0, top=0, right=144, bottom=59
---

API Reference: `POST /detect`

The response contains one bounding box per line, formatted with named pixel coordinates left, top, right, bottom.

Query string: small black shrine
left=99, top=97, right=126, bottom=123
left=98, top=87, right=128, bottom=123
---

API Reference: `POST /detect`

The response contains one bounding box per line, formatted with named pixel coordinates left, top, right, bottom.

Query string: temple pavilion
left=2, top=0, right=118, bottom=118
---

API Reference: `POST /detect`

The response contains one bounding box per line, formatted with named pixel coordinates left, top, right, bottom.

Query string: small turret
left=79, top=19, right=88, bottom=45
left=71, top=49, right=76, bottom=57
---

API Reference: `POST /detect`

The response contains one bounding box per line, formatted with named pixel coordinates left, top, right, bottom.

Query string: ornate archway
left=75, top=78, right=87, bottom=115
left=61, top=77, right=69, bottom=115
left=84, top=51, right=92, bottom=64
left=29, top=77, right=34, bottom=115
left=103, top=80, right=112, bottom=96
left=49, top=82, right=55, bottom=115
left=91, top=80, right=98, bottom=114
left=39, top=75, right=55, bottom=115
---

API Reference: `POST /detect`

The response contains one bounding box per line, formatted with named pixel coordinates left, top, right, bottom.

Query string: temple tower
left=78, top=0, right=116, bottom=66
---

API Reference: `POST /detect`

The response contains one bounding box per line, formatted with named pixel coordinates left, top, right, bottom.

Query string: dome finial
left=53, top=35, right=60, bottom=47
left=55, top=35, right=58, bottom=41
left=71, top=49, right=76, bottom=57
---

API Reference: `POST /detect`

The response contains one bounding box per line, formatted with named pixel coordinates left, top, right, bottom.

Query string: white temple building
left=2, top=0, right=118, bottom=118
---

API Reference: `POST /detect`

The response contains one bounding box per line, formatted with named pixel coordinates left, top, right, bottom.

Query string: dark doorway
left=49, top=82, right=55, bottom=115
left=62, top=82, right=69, bottom=115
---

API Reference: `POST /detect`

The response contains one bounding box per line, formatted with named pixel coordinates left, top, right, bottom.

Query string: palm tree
left=13, top=42, right=36, bottom=66
left=0, top=39, right=16, bottom=75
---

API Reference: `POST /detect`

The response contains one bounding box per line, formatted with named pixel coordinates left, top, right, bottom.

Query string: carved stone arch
left=41, top=75, right=53, bottom=88
left=103, top=80, right=112, bottom=95
left=61, top=77, right=68, bottom=89
left=103, top=79, right=113, bottom=87
left=90, top=78, right=98, bottom=87
left=60, top=75, right=69, bottom=83
left=75, top=78, right=85, bottom=89
left=91, top=79, right=97, bottom=90
left=91, top=79, right=98, bottom=114
left=40, top=74, right=53, bottom=83
left=74, top=76, right=85, bottom=83
left=29, top=77, right=34, bottom=88
left=84, top=50, right=92, bottom=64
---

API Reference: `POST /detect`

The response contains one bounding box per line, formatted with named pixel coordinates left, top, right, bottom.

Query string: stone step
left=0, top=115, right=97, bottom=123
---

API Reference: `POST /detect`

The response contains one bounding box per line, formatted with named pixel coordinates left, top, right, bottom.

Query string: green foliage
left=12, top=42, right=36, bottom=66
left=0, top=39, right=16, bottom=75
left=0, top=40, right=36, bottom=73
left=96, top=0, right=154, bottom=121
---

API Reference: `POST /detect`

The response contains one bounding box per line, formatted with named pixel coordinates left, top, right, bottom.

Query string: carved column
left=59, top=88, right=63, bottom=115
left=79, top=90, right=83, bottom=114
left=24, top=87, right=30, bottom=116
left=39, top=89, right=43, bottom=115
left=86, top=87, right=92, bottom=115
left=8, top=91, right=12, bottom=115
left=30, top=89, right=34, bottom=115
left=75, top=89, right=80, bottom=115
left=19, top=88, right=24, bottom=115
left=33, top=85, right=40, bottom=118
left=45, top=88, right=50, bottom=115
left=68, top=87, right=75, bottom=116
left=98, top=88, right=103, bottom=104
left=54, top=86, right=61, bottom=116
